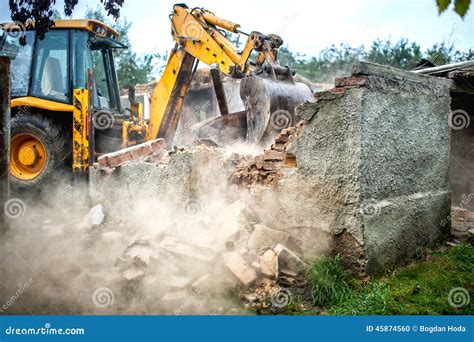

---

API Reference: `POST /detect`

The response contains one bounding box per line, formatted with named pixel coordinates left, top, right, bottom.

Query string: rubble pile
left=230, top=124, right=304, bottom=187
left=96, top=205, right=313, bottom=313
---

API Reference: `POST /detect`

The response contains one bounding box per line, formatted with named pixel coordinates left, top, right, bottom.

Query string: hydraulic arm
left=124, top=4, right=313, bottom=148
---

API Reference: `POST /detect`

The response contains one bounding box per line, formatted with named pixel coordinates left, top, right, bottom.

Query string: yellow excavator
left=0, top=3, right=313, bottom=191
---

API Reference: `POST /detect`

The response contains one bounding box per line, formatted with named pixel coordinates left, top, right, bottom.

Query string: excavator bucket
left=193, top=65, right=314, bottom=147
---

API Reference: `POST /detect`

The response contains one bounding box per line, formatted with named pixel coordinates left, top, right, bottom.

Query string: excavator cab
left=0, top=20, right=126, bottom=190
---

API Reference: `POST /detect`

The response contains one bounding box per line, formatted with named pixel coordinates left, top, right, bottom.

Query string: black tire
left=10, top=113, right=70, bottom=192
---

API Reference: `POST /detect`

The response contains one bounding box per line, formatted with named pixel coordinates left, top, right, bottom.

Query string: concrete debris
left=222, top=251, right=257, bottom=287
left=247, top=224, right=290, bottom=252
left=78, top=204, right=105, bottom=229
left=260, top=249, right=278, bottom=278
left=251, top=261, right=261, bottom=271
left=274, top=244, right=309, bottom=273
left=122, top=238, right=159, bottom=267
left=230, top=126, right=302, bottom=187
left=159, top=236, right=217, bottom=264
left=97, top=139, right=165, bottom=169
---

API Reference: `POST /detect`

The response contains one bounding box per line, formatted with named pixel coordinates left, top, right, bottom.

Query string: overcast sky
left=1, top=0, right=473, bottom=58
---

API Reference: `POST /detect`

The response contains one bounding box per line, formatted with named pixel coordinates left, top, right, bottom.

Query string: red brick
left=335, top=76, right=368, bottom=88
left=263, top=150, right=285, bottom=161
left=97, top=138, right=165, bottom=168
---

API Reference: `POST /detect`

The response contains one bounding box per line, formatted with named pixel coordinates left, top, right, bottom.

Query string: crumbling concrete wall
left=245, top=61, right=452, bottom=274
left=90, top=147, right=228, bottom=220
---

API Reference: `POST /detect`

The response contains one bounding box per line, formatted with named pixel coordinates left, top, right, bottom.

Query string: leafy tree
left=437, top=0, right=471, bottom=18
left=85, top=6, right=167, bottom=88
left=9, top=0, right=123, bottom=39
left=279, top=39, right=474, bottom=83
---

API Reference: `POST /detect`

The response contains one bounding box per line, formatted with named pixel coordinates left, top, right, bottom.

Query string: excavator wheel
left=10, top=114, right=70, bottom=192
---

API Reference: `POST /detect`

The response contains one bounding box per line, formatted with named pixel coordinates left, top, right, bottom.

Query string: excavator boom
left=129, top=3, right=313, bottom=148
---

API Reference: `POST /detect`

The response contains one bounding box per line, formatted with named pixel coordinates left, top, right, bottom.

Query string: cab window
left=0, top=30, right=35, bottom=97
left=31, top=30, right=69, bottom=102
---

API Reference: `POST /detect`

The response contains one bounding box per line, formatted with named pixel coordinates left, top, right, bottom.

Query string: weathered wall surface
left=247, top=62, right=452, bottom=273
left=90, top=147, right=227, bottom=219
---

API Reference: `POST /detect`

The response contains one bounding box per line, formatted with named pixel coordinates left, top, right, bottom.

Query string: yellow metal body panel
left=147, top=47, right=193, bottom=141
left=72, top=89, right=89, bottom=172
left=125, top=5, right=286, bottom=148
left=171, top=6, right=240, bottom=75
left=2, top=19, right=119, bottom=38
left=52, top=19, right=119, bottom=37
left=11, top=97, right=74, bottom=112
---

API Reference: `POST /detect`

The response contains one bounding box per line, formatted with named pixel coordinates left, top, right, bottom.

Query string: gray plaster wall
left=90, top=148, right=227, bottom=219
left=248, top=62, right=452, bottom=273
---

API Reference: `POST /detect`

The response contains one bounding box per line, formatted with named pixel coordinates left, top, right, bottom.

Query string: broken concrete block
left=239, top=248, right=259, bottom=265
left=274, top=244, right=309, bottom=273
left=123, top=267, right=145, bottom=281
left=279, top=268, right=298, bottom=278
left=123, top=239, right=159, bottom=267
left=251, top=261, right=261, bottom=271
left=223, top=251, right=257, bottom=287
left=78, top=204, right=105, bottom=229
left=247, top=224, right=290, bottom=252
left=260, top=249, right=278, bottom=278
left=159, top=236, right=217, bottom=264
left=98, top=138, right=165, bottom=168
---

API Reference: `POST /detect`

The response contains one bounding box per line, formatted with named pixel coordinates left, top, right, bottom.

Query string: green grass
left=318, top=243, right=474, bottom=315
left=306, top=255, right=351, bottom=307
